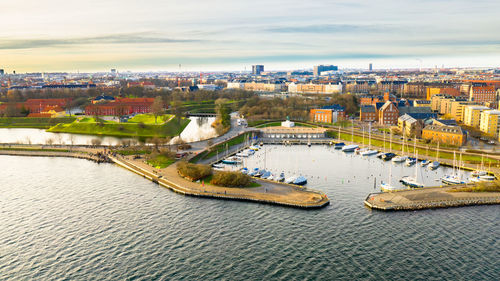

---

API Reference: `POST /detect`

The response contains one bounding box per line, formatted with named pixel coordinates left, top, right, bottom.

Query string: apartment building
left=463, top=105, right=490, bottom=128
left=479, top=110, right=500, bottom=138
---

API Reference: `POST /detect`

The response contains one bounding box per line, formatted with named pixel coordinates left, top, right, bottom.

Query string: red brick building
left=359, top=105, right=377, bottom=122
left=85, top=97, right=159, bottom=116
left=469, top=86, right=497, bottom=103
left=378, top=101, right=399, bottom=125
left=310, top=105, right=346, bottom=123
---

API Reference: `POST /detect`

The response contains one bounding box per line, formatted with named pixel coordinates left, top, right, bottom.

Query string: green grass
left=146, top=154, right=175, bottom=169
left=127, top=114, right=172, bottom=124
left=0, top=117, right=76, bottom=129
left=449, top=181, right=500, bottom=192
left=113, top=149, right=151, bottom=155
left=47, top=117, right=190, bottom=138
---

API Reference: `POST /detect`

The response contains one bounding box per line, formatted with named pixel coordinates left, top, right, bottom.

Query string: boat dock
left=364, top=185, right=500, bottom=211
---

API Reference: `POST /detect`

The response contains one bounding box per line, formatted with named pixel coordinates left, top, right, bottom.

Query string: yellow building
left=426, top=88, right=442, bottom=100
left=449, top=101, right=481, bottom=122
left=463, top=105, right=490, bottom=128
left=422, top=125, right=467, bottom=146
left=243, top=82, right=282, bottom=92
left=479, top=110, right=500, bottom=138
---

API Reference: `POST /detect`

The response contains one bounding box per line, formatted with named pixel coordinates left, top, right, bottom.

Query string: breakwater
left=364, top=186, right=500, bottom=211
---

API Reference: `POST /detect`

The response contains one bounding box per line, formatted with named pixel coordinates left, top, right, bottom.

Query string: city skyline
left=1, top=0, right=499, bottom=72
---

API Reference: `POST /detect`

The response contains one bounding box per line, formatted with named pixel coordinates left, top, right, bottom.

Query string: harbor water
left=0, top=149, right=498, bottom=280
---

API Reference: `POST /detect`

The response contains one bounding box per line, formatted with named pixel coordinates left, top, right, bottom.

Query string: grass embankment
left=332, top=131, right=497, bottom=164
left=0, top=117, right=76, bottom=129
left=190, top=132, right=252, bottom=163
left=127, top=114, right=173, bottom=124
left=48, top=117, right=190, bottom=138
left=449, top=181, right=500, bottom=193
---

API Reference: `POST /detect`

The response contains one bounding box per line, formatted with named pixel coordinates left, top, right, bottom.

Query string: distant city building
left=0, top=69, right=4, bottom=76
left=110, top=69, right=116, bottom=73
left=288, top=82, right=342, bottom=94
left=398, top=114, right=423, bottom=138
left=252, top=65, right=264, bottom=75
left=369, top=63, right=373, bottom=71
left=469, top=86, right=497, bottom=103
left=359, top=105, right=377, bottom=122
left=313, top=65, right=338, bottom=76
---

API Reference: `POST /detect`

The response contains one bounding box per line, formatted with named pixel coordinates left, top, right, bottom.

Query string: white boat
left=392, top=155, right=408, bottom=163
left=361, top=149, right=378, bottom=156
left=429, top=143, right=440, bottom=170
left=441, top=152, right=466, bottom=185
left=222, top=156, right=242, bottom=165
left=274, top=172, right=285, bottom=182
left=360, top=123, right=378, bottom=156
left=400, top=152, right=425, bottom=188
left=249, top=145, right=260, bottom=151
left=212, top=163, right=225, bottom=169
left=342, top=144, right=359, bottom=152
left=355, top=147, right=368, bottom=154
left=472, top=170, right=487, bottom=177
left=380, top=163, right=403, bottom=192
left=479, top=175, right=495, bottom=181
left=236, top=151, right=249, bottom=157
left=429, top=161, right=440, bottom=170
left=285, top=175, right=298, bottom=184
left=420, top=159, right=430, bottom=166
left=472, top=155, right=487, bottom=176
left=405, top=157, right=416, bottom=166
left=441, top=175, right=467, bottom=185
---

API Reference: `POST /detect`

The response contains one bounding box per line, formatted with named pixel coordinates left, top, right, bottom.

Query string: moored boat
left=342, top=144, right=359, bottom=152
left=334, top=142, right=345, bottom=149
left=293, top=176, right=307, bottom=186
left=420, top=159, right=430, bottom=166
left=429, top=161, right=440, bottom=170
left=392, top=155, right=408, bottom=163
left=285, top=175, right=298, bottom=184
left=360, top=149, right=379, bottom=156
left=382, top=152, right=396, bottom=161
left=274, top=172, right=285, bottom=182
left=405, top=157, right=416, bottom=166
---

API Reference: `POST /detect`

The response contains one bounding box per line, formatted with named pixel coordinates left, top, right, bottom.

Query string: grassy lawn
left=47, top=117, right=190, bottom=138
left=204, top=133, right=251, bottom=160
left=127, top=114, right=172, bottom=124
left=335, top=132, right=496, bottom=164
left=146, top=154, right=175, bottom=169
left=0, top=117, right=76, bottom=129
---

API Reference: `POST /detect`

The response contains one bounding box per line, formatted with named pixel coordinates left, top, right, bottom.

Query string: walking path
left=110, top=154, right=330, bottom=208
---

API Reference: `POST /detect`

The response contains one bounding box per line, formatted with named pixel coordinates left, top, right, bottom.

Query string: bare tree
left=151, top=96, right=164, bottom=124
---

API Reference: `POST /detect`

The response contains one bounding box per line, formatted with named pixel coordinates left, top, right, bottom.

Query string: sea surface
left=0, top=147, right=499, bottom=280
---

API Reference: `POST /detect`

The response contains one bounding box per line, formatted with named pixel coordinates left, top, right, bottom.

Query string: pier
left=364, top=185, right=500, bottom=211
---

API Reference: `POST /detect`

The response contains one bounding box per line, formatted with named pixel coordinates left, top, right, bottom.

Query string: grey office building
left=313, top=65, right=338, bottom=76
left=252, top=65, right=264, bottom=75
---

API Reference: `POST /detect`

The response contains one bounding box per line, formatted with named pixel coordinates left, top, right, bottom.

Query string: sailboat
left=361, top=123, right=378, bottom=156
left=376, top=131, right=386, bottom=158
left=342, top=120, right=358, bottom=152
left=429, top=142, right=440, bottom=170
left=405, top=138, right=417, bottom=166
left=400, top=152, right=425, bottom=188
left=471, top=154, right=488, bottom=176
left=441, top=152, right=466, bottom=185
left=392, top=133, right=408, bottom=163
left=380, top=163, right=400, bottom=191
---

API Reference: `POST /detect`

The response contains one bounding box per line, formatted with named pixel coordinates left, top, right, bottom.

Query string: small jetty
left=364, top=185, right=500, bottom=211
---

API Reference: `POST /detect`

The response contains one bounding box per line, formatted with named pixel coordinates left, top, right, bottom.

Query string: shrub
left=210, top=171, right=252, bottom=187
left=177, top=161, right=212, bottom=181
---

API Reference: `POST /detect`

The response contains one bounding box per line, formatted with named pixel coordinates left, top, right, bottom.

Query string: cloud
left=264, top=24, right=394, bottom=34
left=0, top=33, right=201, bottom=50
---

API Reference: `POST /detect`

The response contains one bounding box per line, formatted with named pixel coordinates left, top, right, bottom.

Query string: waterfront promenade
left=110, top=154, right=330, bottom=209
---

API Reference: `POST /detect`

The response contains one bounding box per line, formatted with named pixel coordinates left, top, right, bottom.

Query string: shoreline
left=0, top=147, right=330, bottom=209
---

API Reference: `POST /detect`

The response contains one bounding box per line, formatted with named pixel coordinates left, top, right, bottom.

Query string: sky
left=1, top=0, right=499, bottom=72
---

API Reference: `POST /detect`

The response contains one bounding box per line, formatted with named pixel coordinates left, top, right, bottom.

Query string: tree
left=152, top=96, right=164, bottom=124
left=170, top=100, right=184, bottom=124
